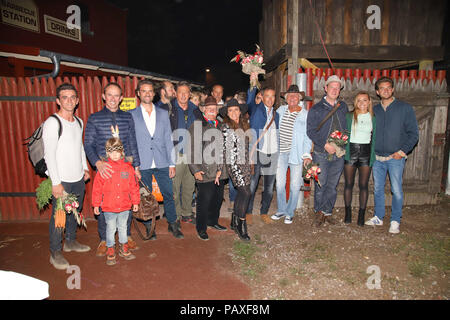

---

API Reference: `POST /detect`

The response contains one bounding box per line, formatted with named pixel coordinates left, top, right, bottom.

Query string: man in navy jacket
left=307, top=75, right=348, bottom=227
left=159, top=82, right=200, bottom=224
left=365, top=77, right=418, bottom=234
left=84, top=82, right=140, bottom=256
left=247, top=86, right=279, bottom=224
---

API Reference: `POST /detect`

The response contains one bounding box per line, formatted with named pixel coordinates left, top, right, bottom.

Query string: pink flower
left=65, top=204, right=72, bottom=212
left=72, top=201, right=79, bottom=208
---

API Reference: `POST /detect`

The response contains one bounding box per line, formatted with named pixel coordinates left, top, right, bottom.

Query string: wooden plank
left=264, top=44, right=289, bottom=72
left=351, top=0, right=364, bottom=46
left=388, top=0, right=401, bottom=45
left=331, top=0, right=345, bottom=45
left=424, top=0, right=446, bottom=46
left=281, top=0, right=288, bottom=46
left=409, top=0, right=426, bottom=46
left=325, top=0, right=333, bottom=44
left=361, top=0, right=370, bottom=45
left=343, top=0, right=352, bottom=45
left=398, top=0, right=410, bottom=46
left=368, top=0, right=382, bottom=45
left=311, top=0, right=326, bottom=45
left=380, top=0, right=390, bottom=45
left=294, top=44, right=444, bottom=60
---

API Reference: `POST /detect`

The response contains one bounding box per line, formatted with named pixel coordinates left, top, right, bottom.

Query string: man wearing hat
left=306, top=75, right=348, bottom=227
left=188, top=96, right=228, bottom=240
left=271, top=85, right=313, bottom=224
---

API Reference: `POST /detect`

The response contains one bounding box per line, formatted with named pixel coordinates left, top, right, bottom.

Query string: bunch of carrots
left=54, top=198, right=66, bottom=230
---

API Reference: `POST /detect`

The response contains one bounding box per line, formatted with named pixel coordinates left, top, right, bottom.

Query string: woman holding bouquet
left=220, top=99, right=251, bottom=241
left=343, top=91, right=376, bottom=226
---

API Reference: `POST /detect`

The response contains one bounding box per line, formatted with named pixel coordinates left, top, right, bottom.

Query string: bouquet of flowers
left=302, top=162, right=321, bottom=187
left=36, top=178, right=87, bottom=230
left=230, top=44, right=266, bottom=89
left=327, top=130, right=349, bottom=160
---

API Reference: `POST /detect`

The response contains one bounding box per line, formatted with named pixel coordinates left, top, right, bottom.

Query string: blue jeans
left=229, top=178, right=237, bottom=202
left=104, top=211, right=129, bottom=247
left=140, top=167, right=177, bottom=224
left=247, top=152, right=277, bottom=215
left=312, top=151, right=344, bottom=215
left=276, top=152, right=304, bottom=218
left=98, top=208, right=132, bottom=242
left=49, top=178, right=85, bottom=253
left=373, top=158, right=406, bottom=223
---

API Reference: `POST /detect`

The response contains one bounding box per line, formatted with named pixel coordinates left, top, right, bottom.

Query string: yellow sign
left=120, top=97, right=137, bottom=111
left=1, top=0, right=39, bottom=33
left=44, top=14, right=81, bottom=42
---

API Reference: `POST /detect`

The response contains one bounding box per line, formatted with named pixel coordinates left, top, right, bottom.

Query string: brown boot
left=324, top=215, right=337, bottom=225
left=96, top=240, right=107, bottom=257
left=119, top=243, right=136, bottom=260
left=246, top=213, right=252, bottom=225
left=313, top=211, right=325, bottom=227
left=260, top=214, right=273, bottom=224
left=127, top=236, right=139, bottom=250
left=106, top=247, right=116, bottom=266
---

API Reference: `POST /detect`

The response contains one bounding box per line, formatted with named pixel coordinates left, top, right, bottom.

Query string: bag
left=24, top=114, right=81, bottom=177
left=133, top=179, right=160, bottom=221
left=132, top=179, right=160, bottom=241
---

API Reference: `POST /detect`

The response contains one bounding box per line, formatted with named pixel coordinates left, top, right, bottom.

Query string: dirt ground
left=224, top=193, right=450, bottom=300
left=0, top=188, right=448, bottom=301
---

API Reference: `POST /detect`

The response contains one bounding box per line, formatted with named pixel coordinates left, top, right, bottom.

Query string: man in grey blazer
left=130, top=80, right=183, bottom=239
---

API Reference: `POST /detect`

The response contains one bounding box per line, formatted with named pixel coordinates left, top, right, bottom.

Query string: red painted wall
left=0, top=0, right=128, bottom=66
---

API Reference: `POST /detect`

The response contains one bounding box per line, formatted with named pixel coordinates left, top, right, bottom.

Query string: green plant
left=35, top=178, right=52, bottom=210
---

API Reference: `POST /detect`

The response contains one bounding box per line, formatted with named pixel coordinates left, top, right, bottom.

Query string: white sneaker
left=365, top=216, right=383, bottom=226
left=271, top=212, right=285, bottom=221
left=284, top=216, right=293, bottom=224
left=389, top=221, right=400, bottom=234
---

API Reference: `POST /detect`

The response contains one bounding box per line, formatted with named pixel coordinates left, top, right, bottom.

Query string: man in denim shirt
left=307, top=75, right=348, bottom=227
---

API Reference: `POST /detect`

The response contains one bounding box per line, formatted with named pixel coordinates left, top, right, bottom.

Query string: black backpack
left=25, top=114, right=81, bottom=177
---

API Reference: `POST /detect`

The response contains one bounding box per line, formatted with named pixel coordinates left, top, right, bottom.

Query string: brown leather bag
left=132, top=179, right=160, bottom=240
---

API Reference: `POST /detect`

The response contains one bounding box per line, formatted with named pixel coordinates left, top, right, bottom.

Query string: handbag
left=132, top=179, right=160, bottom=240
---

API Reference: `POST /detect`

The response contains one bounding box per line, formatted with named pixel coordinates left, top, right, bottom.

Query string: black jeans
left=49, top=178, right=85, bottom=253
left=195, top=180, right=225, bottom=233
left=234, top=185, right=251, bottom=219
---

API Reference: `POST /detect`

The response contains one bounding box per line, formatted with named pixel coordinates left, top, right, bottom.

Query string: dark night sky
left=109, top=0, right=262, bottom=96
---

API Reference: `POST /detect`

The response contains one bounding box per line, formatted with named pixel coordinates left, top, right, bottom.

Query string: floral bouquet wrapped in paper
left=302, top=162, right=321, bottom=187
left=230, top=44, right=266, bottom=89
left=327, top=130, right=349, bottom=160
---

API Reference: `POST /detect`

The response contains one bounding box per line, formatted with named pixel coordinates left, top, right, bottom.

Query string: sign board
left=0, top=0, right=39, bottom=33
left=120, top=98, right=137, bottom=111
left=44, top=14, right=81, bottom=42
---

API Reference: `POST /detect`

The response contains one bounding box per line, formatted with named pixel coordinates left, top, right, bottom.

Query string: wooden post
left=289, top=0, right=299, bottom=85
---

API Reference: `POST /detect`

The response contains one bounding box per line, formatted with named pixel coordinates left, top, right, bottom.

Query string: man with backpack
left=43, top=83, right=91, bottom=270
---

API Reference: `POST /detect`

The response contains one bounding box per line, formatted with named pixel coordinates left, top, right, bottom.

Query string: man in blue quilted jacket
left=84, top=82, right=141, bottom=256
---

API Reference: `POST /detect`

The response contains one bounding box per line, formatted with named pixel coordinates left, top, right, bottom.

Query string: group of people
left=42, top=72, right=418, bottom=270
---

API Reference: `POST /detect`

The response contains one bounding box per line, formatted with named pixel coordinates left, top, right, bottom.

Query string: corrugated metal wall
left=0, top=75, right=140, bottom=221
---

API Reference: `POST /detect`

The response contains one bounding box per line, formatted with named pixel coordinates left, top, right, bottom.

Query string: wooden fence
left=0, top=76, right=141, bottom=221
